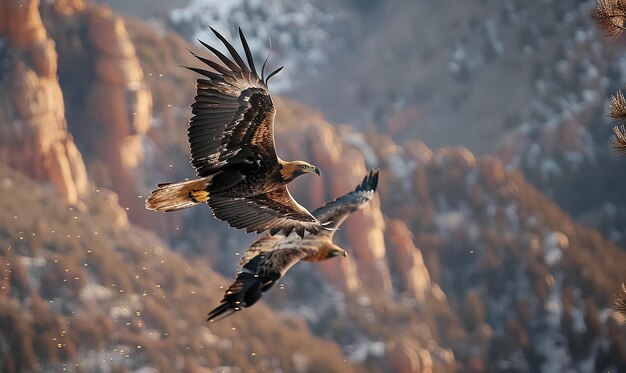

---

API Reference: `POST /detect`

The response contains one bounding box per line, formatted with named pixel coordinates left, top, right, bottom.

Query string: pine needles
left=609, top=91, right=626, bottom=153
left=592, top=0, right=626, bottom=39
left=611, top=124, right=626, bottom=154
left=614, top=283, right=626, bottom=317
left=592, top=1, right=626, bottom=153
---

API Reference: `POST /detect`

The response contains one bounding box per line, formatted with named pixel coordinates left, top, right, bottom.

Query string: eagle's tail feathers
left=206, top=272, right=267, bottom=322
left=206, top=303, right=237, bottom=322
left=145, top=176, right=213, bottom=212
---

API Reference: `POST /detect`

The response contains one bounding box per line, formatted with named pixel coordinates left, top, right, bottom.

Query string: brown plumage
left=145, top=27, right=322, bottom=237
left=207, top=170, right=379, bottom=322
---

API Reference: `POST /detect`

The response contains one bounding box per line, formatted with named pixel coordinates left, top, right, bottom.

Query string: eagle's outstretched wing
left=312, top=169, right=379, bottom=236
left=186, top=27, right=284, bottom=177
left=238, top=234, right=283, bottom=268
left=207, top=247, right=308, bottom=322
left=208, top=186, right=321, bottom=237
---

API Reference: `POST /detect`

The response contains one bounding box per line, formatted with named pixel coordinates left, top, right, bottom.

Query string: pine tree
left=592, top=0, right=626, bottom=152
left=592, top=0, right=626, bottom=39
left=615, top=283, right=626, bottom=317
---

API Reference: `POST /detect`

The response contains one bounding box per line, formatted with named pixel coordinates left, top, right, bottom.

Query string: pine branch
left=611, top=125, right=626, bottom=154
left=614, top=283, right=626, bottom=317
left=610, top=90, right=626, bottom=122
left=608, top=89, right=626, bottom=154
left=592, top=0, right=626, bottom=39
left=608, top=89, right=626, bottom=156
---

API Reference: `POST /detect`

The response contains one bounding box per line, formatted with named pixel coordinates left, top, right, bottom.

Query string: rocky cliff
left=0, top=164, right=355, bottom=372
left=0, top=0, right=156, bottom=213
left=264, top=98, right=626, bottom=371
left=39, top=0, right=153, bottom=219
left=0, top=0, right=88, bottom=206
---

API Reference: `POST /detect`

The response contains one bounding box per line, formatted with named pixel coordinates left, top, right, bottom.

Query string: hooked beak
left=314, top=167, right=321, bottom=176
left=330, top=249, right=347, bottom=259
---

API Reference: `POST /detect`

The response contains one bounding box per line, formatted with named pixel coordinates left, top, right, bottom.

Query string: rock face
left=386, top=219, right=431, bottom=301
left=0, top=0, right=88, bottom=205
left=0, top=164, right=356, bottom=373
left=386, top=337, right=434, bottom=373
left=36, top=1, right=153, bottom=217
left=366, top=131, right=626, bottom=371
left=83, top=4, right=152, bottom=211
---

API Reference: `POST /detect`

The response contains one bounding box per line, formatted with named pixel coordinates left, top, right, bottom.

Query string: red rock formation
left=0, top=0, right=88, bottom=205
left=27, top=1, right=154, bottom=222
left=83, top=4, right=152, bottom=211
left=385, top=335, right=453, bottom=373
left=386, top=219, right=432, bottom=300
left=50, top=0, right=85, bottom=14
left=478, top=155, right=506, bottom=193
left=387, top=337, right=425, bottom=373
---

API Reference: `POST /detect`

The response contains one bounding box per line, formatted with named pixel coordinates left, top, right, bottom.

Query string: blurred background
left=1, top=0, right=626, bottom=371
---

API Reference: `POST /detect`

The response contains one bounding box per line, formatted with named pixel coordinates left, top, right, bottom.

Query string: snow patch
left=341, top=132, right=379, bottom=167
left=346, top=340, right=385, bottom=363
left=80, top=282, right=113, bottom=301
left=543, top=231, right=568, bottom=266
left=168, top=0, right=343, bottom=92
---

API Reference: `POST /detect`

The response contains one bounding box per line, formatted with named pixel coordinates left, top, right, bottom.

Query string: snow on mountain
left=168, top=0, right=344, bottom=91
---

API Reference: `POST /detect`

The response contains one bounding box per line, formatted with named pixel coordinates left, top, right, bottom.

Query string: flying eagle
left=207, top=170, right=379, bottom=321
left=146, top=27, right=322, bottom=237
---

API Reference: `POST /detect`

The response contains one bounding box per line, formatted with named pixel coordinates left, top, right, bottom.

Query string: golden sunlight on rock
left=316, top=255, right=361, bottom=292
left=386, top=336, right=433, bottom=373
left=386, top=219, right=431, bottom=301
left=0, top=0, right=87, bottom=205
left=84, top=4, right=152, bottom=208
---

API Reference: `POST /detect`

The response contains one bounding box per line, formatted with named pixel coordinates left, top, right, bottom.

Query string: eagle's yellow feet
left=189, top=190, right=209, bottom=203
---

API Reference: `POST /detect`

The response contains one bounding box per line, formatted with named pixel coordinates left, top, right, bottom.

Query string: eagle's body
left=207, top=170, right=380, bottom=321
left=242, top=232, right=345, bottom=278
left=146, top=28, right=322, bottom=237
left=206, top=159, right=309, bottom=197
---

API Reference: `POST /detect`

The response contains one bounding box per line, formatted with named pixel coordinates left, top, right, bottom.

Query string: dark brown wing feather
left=238, top=234, right=282, bottom=268
left=206, top=272, right=267, bottom=322
left=312, top=170, right=379, bottom=236
left=208, top=247, right=308, bottom=322
left=186, top=27, right=280, bottom=177
left=208, top=187, right=321, bottom=237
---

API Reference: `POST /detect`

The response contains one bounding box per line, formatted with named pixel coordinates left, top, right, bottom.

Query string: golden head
left=326, top=245, right=347, bottom=259
left=280, top=160, right=320, bottom=181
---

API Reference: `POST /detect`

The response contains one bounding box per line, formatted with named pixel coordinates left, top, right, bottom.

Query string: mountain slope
left=0, top=164, right=357, bottom=372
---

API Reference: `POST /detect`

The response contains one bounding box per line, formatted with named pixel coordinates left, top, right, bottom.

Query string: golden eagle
left=207, top=170, right=379, bottom=321
left=146, top=28, right=322, bottom=237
